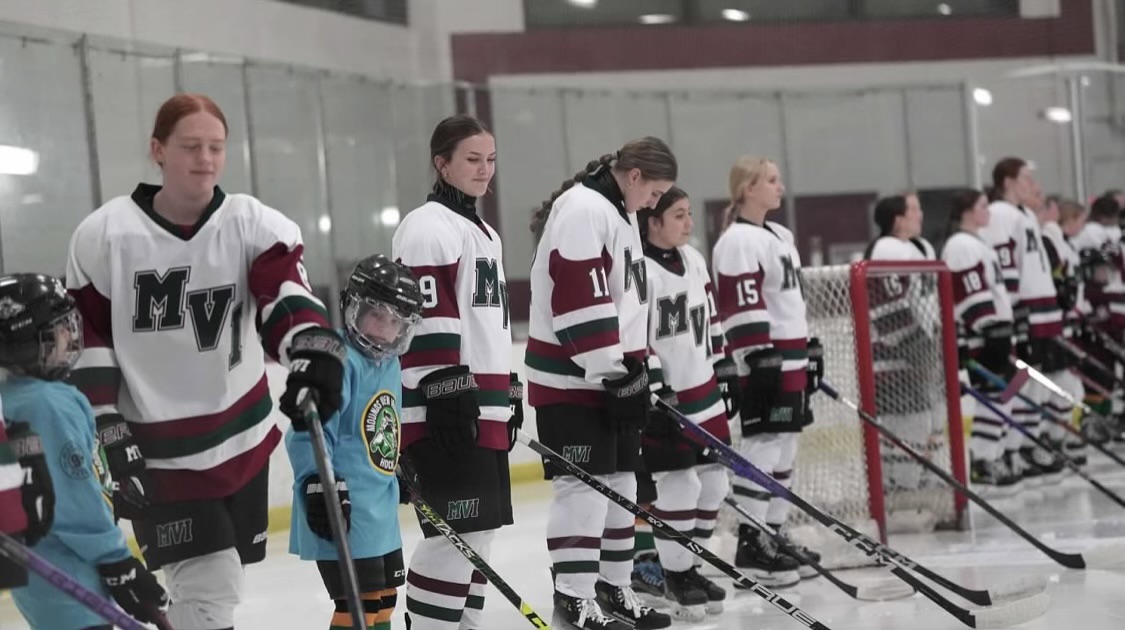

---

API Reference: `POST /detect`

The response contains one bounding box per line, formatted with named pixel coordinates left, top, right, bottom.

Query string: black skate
left=774, top=528, right=821, bottom=580
left=663, top=569, right=707, bottom=622
left=971, top=458, right=1018, bottom=496
left=595, top=580, right=672, bottom=629
left=684, top=566, right=725, bottom=614
left=630, top=553, right=668, bottom=609
left=1019, top=446, right=1055, bottom=485
left=734, top=529, right=800, bottom=588
left=553, top=590, right=631, bottom=630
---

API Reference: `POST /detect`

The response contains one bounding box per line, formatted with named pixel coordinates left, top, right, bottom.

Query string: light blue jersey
left=1, top=376, right=132, bottom=630
left=287, top=335, right=403, bottom=561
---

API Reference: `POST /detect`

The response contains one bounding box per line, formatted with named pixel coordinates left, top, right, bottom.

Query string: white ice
left=5, top=461, right=1125, bottom=629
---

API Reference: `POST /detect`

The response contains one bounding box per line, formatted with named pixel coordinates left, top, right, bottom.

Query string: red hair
left=151, top=93, right=228, bottom=142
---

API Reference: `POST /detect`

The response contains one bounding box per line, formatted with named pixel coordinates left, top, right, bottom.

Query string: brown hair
left=638, top=186, right=689, bottom=242
left=151, top=93, right=228, bottom=143
left=722, top=156, right=773, bottom=230
left=945, top=188, right=986, bottom=238
left=430, top=114, right=491, bottom=187
left=530, top=136, right=677, bottom=241
left=1058, top=199, right=1086, bottom=226
left=991, top=157, right=1027, bottom=198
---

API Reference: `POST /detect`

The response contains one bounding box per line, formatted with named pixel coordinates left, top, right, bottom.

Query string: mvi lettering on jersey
left=655, top=292, right=706, bottom=346
left=133, top=266, right=244, bottom=368
left=471, top=258, right=510, bottom=330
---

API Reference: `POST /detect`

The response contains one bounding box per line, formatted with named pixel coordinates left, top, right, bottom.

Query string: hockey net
left=715, top=261, right=967, bottom=568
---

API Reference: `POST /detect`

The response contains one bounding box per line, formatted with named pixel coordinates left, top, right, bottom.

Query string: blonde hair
left=723, top=156, right=773, bottom=230
left=1058, top=199, right=1086, bottom=225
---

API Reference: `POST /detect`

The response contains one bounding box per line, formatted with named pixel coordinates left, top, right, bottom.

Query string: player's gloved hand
left=805, top=337, right=825, bottom=394
left=6, top=423, right=54, bottom=546
left=645, top=386, right=680, bottom=440
left=602, top=357, right=649, bottom=436
left=281, top=328, right=347, bottom=431
left=741, top=348, right=781, bottom=431
left=420, top=366, right=480, bottom=452
left=302, top=474, right=350, bottom=541
left=96, top=417, right=150, bottom=520
left=396, top=456, right=421, bottom=505
left=713, top=357, right=740, bottom=419
left=97, top=556, right=170, bottom=624
left=508, top=373, right=524, bottom=452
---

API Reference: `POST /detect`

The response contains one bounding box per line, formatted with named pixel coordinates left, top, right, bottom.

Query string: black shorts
left=317, top=547, right=405, bottom=600
left=535, top=404, right=643, bottom=478
left=635, top=471, right=657, bottom=505
left=134, top=463, right=270, bottom=569
left=405, top=442, right=513, bottom=537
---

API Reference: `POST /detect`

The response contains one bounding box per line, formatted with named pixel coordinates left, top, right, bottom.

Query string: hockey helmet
left=0, top=273, right=82, bottom=380
left=340, top=254, right=423, bottom=361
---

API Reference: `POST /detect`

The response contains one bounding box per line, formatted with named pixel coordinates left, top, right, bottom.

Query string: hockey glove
left=602, top=358, right=649, bottom=436
left=97, top=417, right=149, bottom=520
left=713, top=357, right=740, bottom=419
left=740, top=348, right=781, bottom=433
left=302, top=474, right=350, bottom=541
left=281, top=328, right=347, bottom=431
left=97, top=556, right=170, bottom=624
left=805, top=338, right=825, bottom=395
left=420, top=366, right=480, bottom=452
left=7, top=423, right=54, bottom=547
left=508, top=373, right=525, bottom=452
left=977, top=323, right=1014, bottom=377
left=645, top=386, right=680, bottom=441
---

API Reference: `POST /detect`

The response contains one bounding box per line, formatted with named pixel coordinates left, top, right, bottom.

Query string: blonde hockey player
left=712, top=156, right=822, bottom=588
left=526, top=137, right=677, bottom=630
left=636, top=187, right=732, bottom=621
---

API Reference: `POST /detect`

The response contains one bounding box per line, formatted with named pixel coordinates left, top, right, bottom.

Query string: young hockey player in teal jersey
left=287, top=254, right=423, bottom=630
left=0, top=273, right=168, bottom=630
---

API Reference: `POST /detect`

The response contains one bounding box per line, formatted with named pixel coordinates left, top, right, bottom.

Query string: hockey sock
left=599, top=472, right=638, bottom=586
left=652, top=469, right=702, bottom=572
left=330, top=591, right=383, bottom=630
left=634, top=515, right=656, bottom=558
left=692, top=463, right=729, bottom=567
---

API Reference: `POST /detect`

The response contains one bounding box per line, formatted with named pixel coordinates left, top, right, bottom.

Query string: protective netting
left=714, top=263, right=962, bottom=568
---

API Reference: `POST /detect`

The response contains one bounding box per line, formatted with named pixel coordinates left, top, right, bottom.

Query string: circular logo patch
left=60, top=440, right=91, bottom=480
left=362, top=390, right=400, bottom=475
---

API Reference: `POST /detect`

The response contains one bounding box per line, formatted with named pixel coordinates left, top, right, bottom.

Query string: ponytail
left=530, top=153, right=615, bottom=242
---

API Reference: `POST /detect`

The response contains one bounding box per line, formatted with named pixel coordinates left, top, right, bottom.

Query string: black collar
left=643, top=241, right=684, bottom=276
left=583, top=167, right=629, bottom=222
left=427, top=181, right=489, bottom=237
left=131, top=183, right=226, bottom=241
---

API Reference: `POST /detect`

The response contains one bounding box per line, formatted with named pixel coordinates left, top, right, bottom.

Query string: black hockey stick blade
left=515, top=430, right=832, bottom=630
left=721, top=496, right=915, bottom=602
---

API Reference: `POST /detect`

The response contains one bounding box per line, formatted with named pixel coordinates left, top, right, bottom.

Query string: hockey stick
left=397, top=458, right=550, bottom=629
left=967, top=361, right=1125, bottom=470
left=0, top=532, right=172, bottom=630
left=721, top=496, right=914, bottom=601
left=1008, top=357, right=1115, bottom=426
left=514, top=430, right=832, bottom=630
left=297, top=390, right=366, bottom=630
left=654, top=397, right=1049, bottom=629
left=963, top=382, right=1125, bottom=512
left=822, top=379, right=1125, bottom=571
left=1052, top=338, right=1125, bottom=388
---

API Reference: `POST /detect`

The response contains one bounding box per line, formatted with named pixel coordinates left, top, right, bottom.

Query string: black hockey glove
left=302, top=474, right=350, bottom=541
left=645, top=386, right=680, bottom=440
left=7, top=423, right=54, bottom=547
left=508, top=373, right=525, bottom=452
left=740, top=348, right=782, bottom=433
left=977, top=323, right=1014, bottom=377
left=805, top=338, right=825, bottom=395
left=97, top=417, right=149, bottom=520
left=713, top=357, right=740, bottom=420
left=281, top=328, right=347, bottom=431
left=420, top=366, right=480, bottom=452
left=396, top=455, right=421, bottom=505
left=602, top=358, right=649, bottom=436
left=97, top=556, right=170, bottom=624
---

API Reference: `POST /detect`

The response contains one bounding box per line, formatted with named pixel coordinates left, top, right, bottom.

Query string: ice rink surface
left=4, top=459, right=1125, bottom=629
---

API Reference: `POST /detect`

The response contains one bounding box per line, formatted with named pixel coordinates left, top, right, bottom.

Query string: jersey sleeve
left=713, top=231, right=771, bottom=369
left=41, top=394, right=131, bottom=567
left=943, top=239, right=1000, bottom=335
left=546, top=202, right=626, bottom=383
left=393, top=219, right=463, bottom=385
left=65, top=216, right=124, bottom=432
left=0, top=412, right=28, bottom=536
left=246, top=201, right=332, bottom=363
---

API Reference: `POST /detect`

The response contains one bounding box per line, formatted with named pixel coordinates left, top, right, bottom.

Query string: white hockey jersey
left=866, top=236, right=936, bottom=261
left=941, top=231, right=1013, bottom=336
left=526, top=171, right=648, bottom=408
left=392, top=191, right=512, bottom=451
left=1040, top=221, right=1087, bottom=319
left=712, top=219, right=808, bottom=393
left=979, top=200, right=1062, bottom=339
left=66, top=184, right=330, bottom=502
left=645, top=243, right=727, bottom=435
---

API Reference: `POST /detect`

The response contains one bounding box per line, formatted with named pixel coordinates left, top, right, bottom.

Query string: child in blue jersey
left=287, top=254, right=423, bottom=630
left=0, top=273, right=168, bottom=630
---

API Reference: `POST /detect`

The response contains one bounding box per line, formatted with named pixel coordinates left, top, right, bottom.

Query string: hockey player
left=941, top=189, right=1018, bottom=493
left=287, top=255, right=422, bottom=630
left=980, top=157, right=1065, bottom=484
left=0, top=273, right=169, bottom=629
left=391, top=114, right=516, bottom=630
left=526, top=137, right=677, bottom=630
left=66, top=93, right=345, bottom=630
left=638, top=187, right=732, bottom=621
left=863, top=193, right=936, bottom=260
left=712, top=156, right=820, bottom=588
left=0, top=402, right=31, bottom=589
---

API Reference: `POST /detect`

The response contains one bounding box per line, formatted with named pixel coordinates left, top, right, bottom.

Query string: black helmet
left=0, top=273, right=82, bottom=380
left=339, top=254, right=423, bottom=361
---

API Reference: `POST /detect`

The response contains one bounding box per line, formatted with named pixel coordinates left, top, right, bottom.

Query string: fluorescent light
left=721, top=9, right=751, bottom=21
left=0, top=146, right=38, bottom=176
left=567, top=0, right=597, bottom=7
left=639, top=13, right=676, bottom=25
left=972, top=88, right=993, bottom=106
left=379, top=206, right=400, bottom=227
left=317, top=215, right=332, bottom=233
left=1044, top=107, right=1072, bottom=123
left=937, top=3, right=952, bottom=15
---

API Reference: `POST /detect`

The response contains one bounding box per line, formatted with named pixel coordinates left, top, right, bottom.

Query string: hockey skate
left=684, top=566, right=725, bottom=614
left=733, top=528, right=800, bottom=588
left=774, top=528, right=821, bottom=579
left=1020, top=446, right=1060, bottom=485
left=595, top=580, right=672, bottom=629
left=972, top=457, right=1019, bottom=497
left=553, top=590, right=631, bottom=630
left=1004, top=449, right=1035, bottom=488
left=662, top=569, right=707, bottom=622
left=630, top=553, right=669, bottom=609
